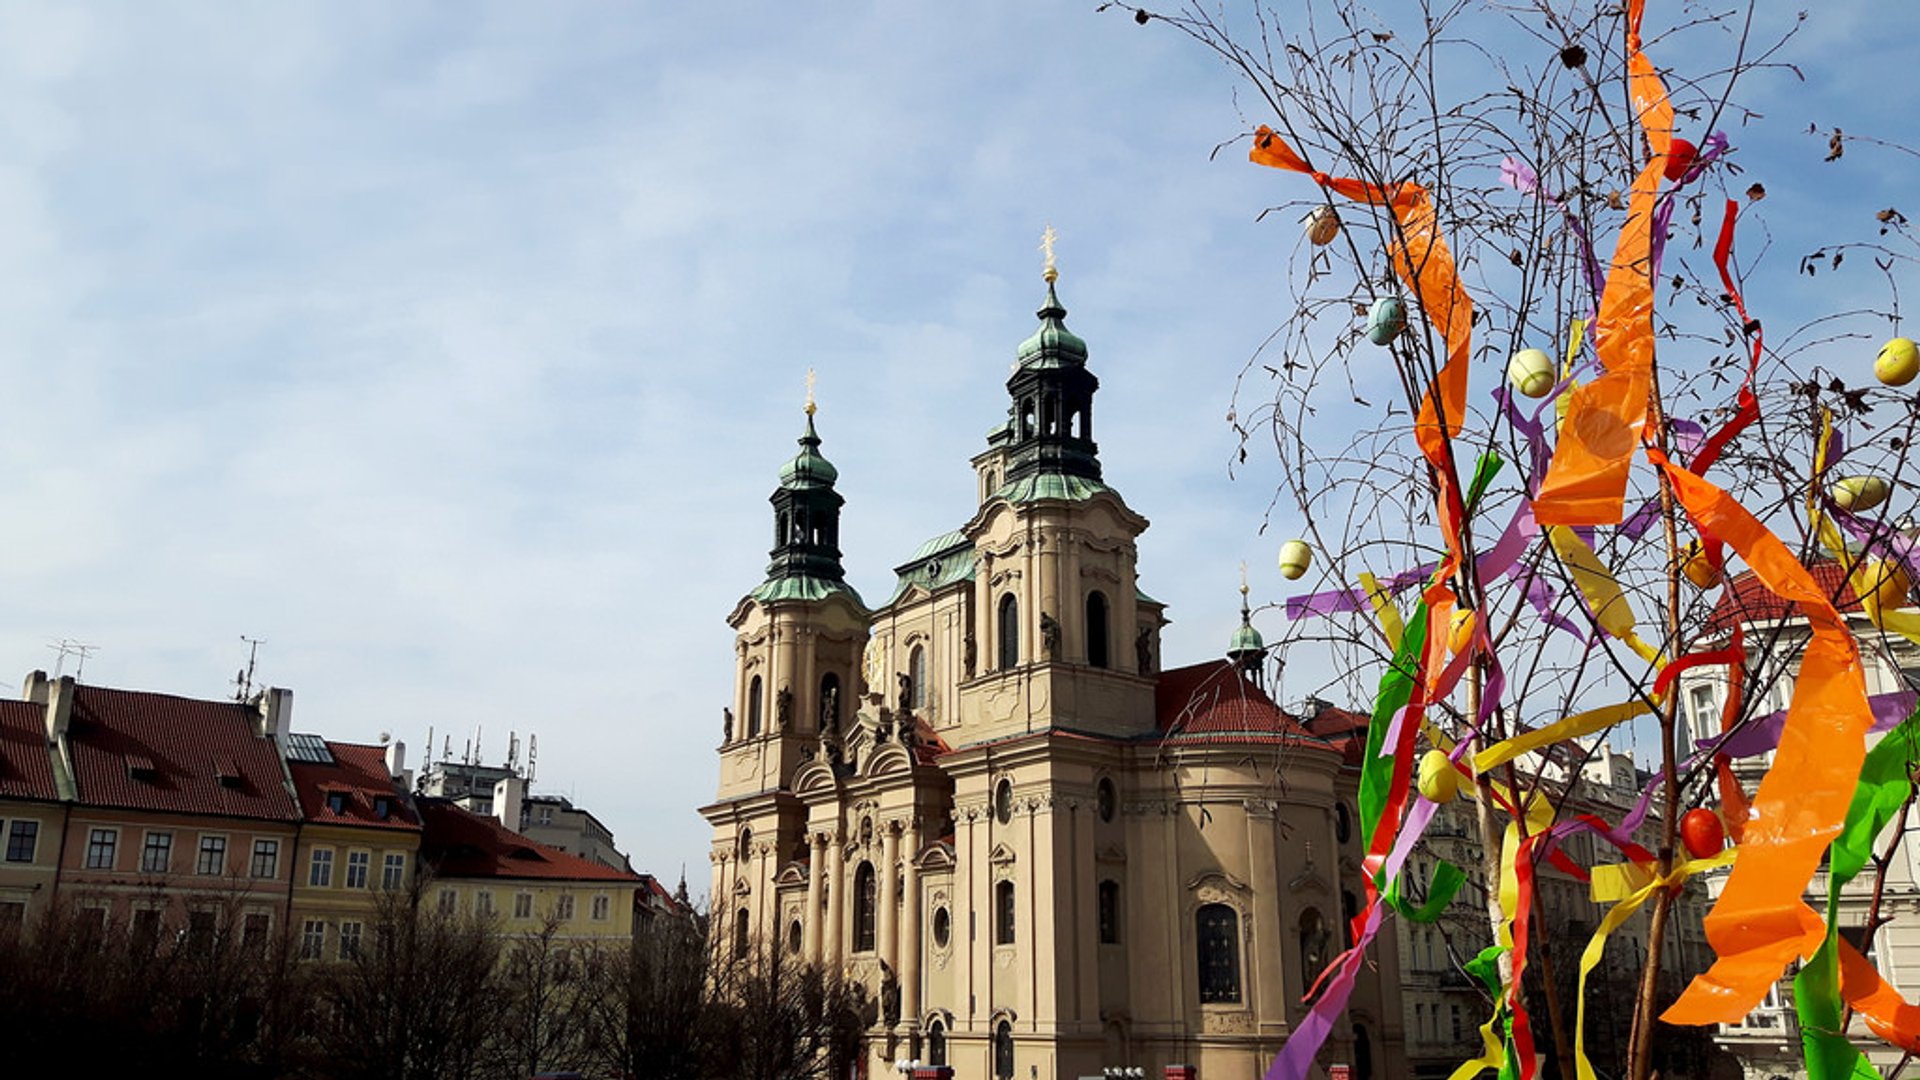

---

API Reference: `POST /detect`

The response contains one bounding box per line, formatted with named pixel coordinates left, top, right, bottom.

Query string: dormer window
left=213, top=755, right=242, bottom=788
left=372, top=796, right=392, bottom=820
left=124, top=754, right=157, bottom=781
left=326, top=792, right=349, bottom=815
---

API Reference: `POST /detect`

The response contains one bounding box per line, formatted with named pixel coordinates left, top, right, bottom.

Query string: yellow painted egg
left=1277, top=539, right=1313, bottom=581
left=1507, top=348, right=1556, bottom=399
left=1877, top=338, right=1920, bottom=387
left=1305, top=205, right=1341, bottom=246
left=1832, top=475, right=1891, bottom=514
left=1448, top=608, right=1476, bottom=654
left=1867, top=560, right=1913, bottom=611
left=1417, top=749, right=1459, bottom=804
left=1682, top=541, right=1722, bottom=589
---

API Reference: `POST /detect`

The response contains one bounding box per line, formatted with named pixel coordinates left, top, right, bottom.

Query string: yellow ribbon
left=1577, top=848, right=1738, bottom=1080
left=1473, top=700, right=1655, bottom=773
left=1547, top=525, right=1665, bottom=665
left=1360, top=571, right=1406, bottom=651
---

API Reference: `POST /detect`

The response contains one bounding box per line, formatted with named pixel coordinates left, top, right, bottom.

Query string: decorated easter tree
left=1112, top=0, right=1920, bottom=1077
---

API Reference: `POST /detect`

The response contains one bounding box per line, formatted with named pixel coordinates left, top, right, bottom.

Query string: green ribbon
left=1796, top=710, right=1920, bottom=1079
left=1388, top=859, right=1468, bottom=923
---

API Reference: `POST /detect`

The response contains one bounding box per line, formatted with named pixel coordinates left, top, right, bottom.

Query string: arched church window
left=734, top=908, right=750, bottom=957
left=998, top=594, right=1020, bottom=670
left=1196, top=903, right=1241, bottom=1003
left=1098, top=880, right=1121, bottom=944
left=1086, top=590, right=1110, bottom=668
left=1335, top=801, right=1352, bottom=844
left=736, top=827, right=752, bottom=862
left=776, top=511, right=789, bottom=547
left=788, top=919, right=803, bottom=954
left=994, top=1019, right=1015, bottom=1079
left=995, top=880, right=1016, bottom=945
left=1097, top=777, right=1116, bottom=822
left=909, top=646, right=927, bottom=710
left=747, top=675, right=763, bottom=738
left=927, top=1018, right=947, bottom=1066
left=1300, top=908, right=1331, bottom=993
left=1020, top=398, right=1036, bottom=439
left=819, top=672, right=840, bottom=731
left=1353, top=1022, right=1374, bottom=1080
left=855, top=861, right=877, bottom=952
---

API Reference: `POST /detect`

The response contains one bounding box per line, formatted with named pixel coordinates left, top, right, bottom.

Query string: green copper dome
left=778, top=413, right=839, bottom=489
left=1015, top=282, right=1088, bottom=369
left=1228, top=621, right=1266, bottom=654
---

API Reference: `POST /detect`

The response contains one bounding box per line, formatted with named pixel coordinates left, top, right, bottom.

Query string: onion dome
left=1015, top=281, right=1089, bottom=369
left=777, top=412, right=839, bottom=489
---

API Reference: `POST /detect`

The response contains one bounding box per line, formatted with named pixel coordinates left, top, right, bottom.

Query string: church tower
left=705, top=390, right=870, bottom=957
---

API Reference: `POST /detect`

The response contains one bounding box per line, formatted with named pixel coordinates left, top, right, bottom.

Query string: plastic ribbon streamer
left=1546, top=526, right=1664, bottom=664
left=1534, top=0, right=1673, bottom=526
left=1359, top=571, right=1406, bottom=650
left=1576, top=848, right=1738, bottom=1080
left=1473, top=700, right=1655, bottom=773
left=1796, top=709, right=1920, bottom=1076
left=1651, top=449, right=1875, bottom=1024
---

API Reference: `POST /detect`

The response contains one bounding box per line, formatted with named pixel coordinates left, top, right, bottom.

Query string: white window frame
left=381, top=852, right=406, bottom=891
left=309, top=847, right=334, bottom=888
left=140, top=830, right=173, bottom=874
left=514, top=892, right=533, bottom=919
left=591, top=894, right=610, bottom=921
left=85, top=828, right=119, bottom=870
left=344, top=850, right=370, bottom=889
left=197, top=834, right=229, bottom=876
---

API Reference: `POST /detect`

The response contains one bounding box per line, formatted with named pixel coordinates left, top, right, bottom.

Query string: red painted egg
left=1664, top=138, right=1698, bottom=182
left=1681, top=808, right=1724, bottom=859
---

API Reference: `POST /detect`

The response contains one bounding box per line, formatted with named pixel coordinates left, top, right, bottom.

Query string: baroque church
left=701, top=263, right=1406, bottom=1080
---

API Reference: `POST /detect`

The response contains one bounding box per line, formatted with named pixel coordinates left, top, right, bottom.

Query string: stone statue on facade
left=1136, top=625, right=1154, bottom=673
left=819, top=684, right=838, bottom=731
left=963, top=632, right=977, bottom=678
left=722, top=706, right=733, bottom=743
left=897, top=672, right=913, bottom=714
left=776, top=684, right=793, bottom=730
left=1041, top=611, right=1061, bottom=658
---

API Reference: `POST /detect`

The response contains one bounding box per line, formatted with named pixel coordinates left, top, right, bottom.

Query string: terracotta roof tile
left=65, top=685, right=300, bottom=821
left=1707, top=561, right=1862, bottom=634
left=418, top=798, right=641, bottom=884
left=287, top=740, right=421, bottom=833
left=0, top=700, right=58, bottom=802
left=1154, top=660, right=1334, bottom=748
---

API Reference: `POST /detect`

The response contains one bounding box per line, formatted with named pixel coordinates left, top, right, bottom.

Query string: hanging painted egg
left=1682, top=541, right=1722, bottom=589
left=1417, top=749, right=1460, bottom=804
left=1277, top=539, right=1313, bottom=581
left=1680, top=808, right=1725, bottom=859
left=1305, top=205, right=1341, bottom=246
left=1507, top=348, right=1556, bottom=399
left=1831, top=475, right=1891, bottom=513
left=1366, top=296, right=1407, bottom=346
left=1448, top=608, right=1476, bottom=655
left=1663, top=137, right=1698, bottom=182
left=1876, top=337, right=1920, bottom=386
left=1867, top=559, right=1913, bottom=611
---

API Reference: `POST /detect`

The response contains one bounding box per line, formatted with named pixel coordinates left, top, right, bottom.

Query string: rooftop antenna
left=474, top=725, right=483, bottom=765
left=507, top=731, right=519, bottom=771
left=47, top=639, right=99, bottom=680
left=443, top=735, right=452, bottom=762
left=234, top=636, right=266, bottom=701
left=527, top=733, right=538, bottom=785
left=425, top=725, right=435, bottom=769
left=463, top=738, right=472, bottom=765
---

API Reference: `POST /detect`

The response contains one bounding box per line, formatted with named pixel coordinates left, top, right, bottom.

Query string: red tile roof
left=1154, top=661, right=1334, bottom=749
left=417, top=799, right=641, bottom=884
left=1706, top=562, right=1862, bottom=634
left=288, top=740, right=421, bottom=832
left=64, top=685, right=300, bottom=821
left=0, top=700, right=58, bottom=802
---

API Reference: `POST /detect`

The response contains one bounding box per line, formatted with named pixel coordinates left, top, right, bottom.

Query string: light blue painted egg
left=1366, top=296, right=1407, bottom=346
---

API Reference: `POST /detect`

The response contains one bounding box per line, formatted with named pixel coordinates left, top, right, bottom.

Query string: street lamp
left=894, top=1059, right=923, bottom=1076
left=1102, top=1069, right=1146, bottom=1078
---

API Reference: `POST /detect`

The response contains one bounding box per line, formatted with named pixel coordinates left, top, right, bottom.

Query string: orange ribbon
left=1651, top=450, right=1873, bottom=1024
left=1533, top=0, right=1678, bottom=526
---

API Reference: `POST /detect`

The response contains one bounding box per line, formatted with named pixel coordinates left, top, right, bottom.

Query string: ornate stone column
left=879, top=821, right=901, bottom=978
left=901, top=819, right=923, bottom=1029
left=804, top=831, right=825, bottom=966
left=826, top=830, right=846, bottom=967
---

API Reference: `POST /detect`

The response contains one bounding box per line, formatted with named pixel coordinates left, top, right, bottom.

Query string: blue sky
left=0, top=2, right=1913, bottom=899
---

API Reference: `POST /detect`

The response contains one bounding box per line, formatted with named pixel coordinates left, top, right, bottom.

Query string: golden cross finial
left=804, top=368, right=817, bottom=416
left=1040, top=223, right=1059, bottom=283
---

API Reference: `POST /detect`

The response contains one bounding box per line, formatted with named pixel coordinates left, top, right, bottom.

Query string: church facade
left=701, top=270, right=1406, bottom=1080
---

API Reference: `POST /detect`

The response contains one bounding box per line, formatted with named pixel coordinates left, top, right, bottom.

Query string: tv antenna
left=234, top=636, right=266, bottom=701
left=527, top=733, right=538, bottom=785
left=47, top=639, right=98, bottom=680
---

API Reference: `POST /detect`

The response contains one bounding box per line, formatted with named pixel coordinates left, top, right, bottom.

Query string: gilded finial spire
left=1239, top=561, right=1249, bottom=598
left=1040, top=223, right=1059, bottom=283
left=804, top=368, right=817, bottom=416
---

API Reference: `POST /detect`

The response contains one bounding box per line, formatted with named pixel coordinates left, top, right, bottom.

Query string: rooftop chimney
left=22, top=669, right=48, bottom=704
left=493, top=774, right=526, bottom=833
left=45, top=675, right=75, bottom=743
left=257, top=687, right=292, bottom=744
left=385, top=740, right=409, bottom=787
